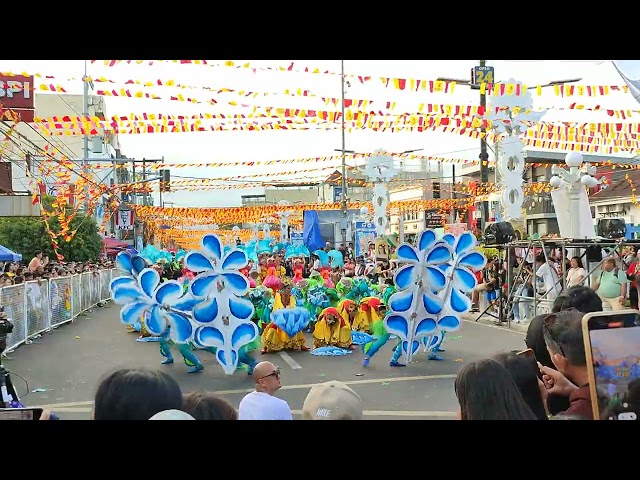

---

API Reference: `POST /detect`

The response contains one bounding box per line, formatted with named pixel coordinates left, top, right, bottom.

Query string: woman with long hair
left=454, top=359, right=537, bottom=420
left=493, top=351, right=549, bottom=420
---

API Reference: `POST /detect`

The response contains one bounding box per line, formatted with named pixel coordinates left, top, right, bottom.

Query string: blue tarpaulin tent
left=303, top=210, right=324, bottom=252
left=0, top=245, right=22, bottom=262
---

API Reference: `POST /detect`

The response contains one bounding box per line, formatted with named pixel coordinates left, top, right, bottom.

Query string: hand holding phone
left=538, top=363, right=579, bottom=397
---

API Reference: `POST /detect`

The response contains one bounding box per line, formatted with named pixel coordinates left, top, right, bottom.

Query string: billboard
left=354, top=221, right=376, bottom=257
left=0, top=75, right=35, bottom=123
left=290, top=231, right=304, bottom=246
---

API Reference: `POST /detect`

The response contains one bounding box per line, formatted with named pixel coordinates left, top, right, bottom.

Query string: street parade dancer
left=261, top=278, right=309, bottom=353
left=361, top=305, right=406, bottom=367
left=312, top=306, right=354, bottom=349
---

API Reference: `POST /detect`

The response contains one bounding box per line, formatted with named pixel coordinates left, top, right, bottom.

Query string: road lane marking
left=35, top=373, right=456, bottom=409
left=51, top=407, right=456, bottom=418
left=278, top=351, right=302, bottom=370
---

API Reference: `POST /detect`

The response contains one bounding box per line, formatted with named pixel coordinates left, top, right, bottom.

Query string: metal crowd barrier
left=0, top=268, right=120, bottom=354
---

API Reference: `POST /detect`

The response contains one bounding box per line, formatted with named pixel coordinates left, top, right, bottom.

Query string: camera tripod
left=0, top=363, right=22, bottom=408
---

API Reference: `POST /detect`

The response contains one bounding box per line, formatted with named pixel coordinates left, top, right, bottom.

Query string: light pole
left=549, top=152, right=599, bottom=246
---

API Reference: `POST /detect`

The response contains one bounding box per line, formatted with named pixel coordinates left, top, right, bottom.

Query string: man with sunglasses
left=525, top=285, right=602, bottom=415
left=238, top=361, right=293, bottom=420
left=540, top=309, right=593, bottom=419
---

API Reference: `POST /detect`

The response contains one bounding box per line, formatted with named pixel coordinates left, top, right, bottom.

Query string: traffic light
left=159, top=169, right=171, bottom=192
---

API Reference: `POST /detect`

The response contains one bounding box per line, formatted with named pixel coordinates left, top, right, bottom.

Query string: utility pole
left=82, top=60, right=90, bottom=214
left=340, top=60, right=347, bottom=219
left=479, top=59, right=490, bottom=232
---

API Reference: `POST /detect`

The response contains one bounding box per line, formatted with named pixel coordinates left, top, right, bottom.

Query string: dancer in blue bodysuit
left=361, top=305, right=406, bottom=368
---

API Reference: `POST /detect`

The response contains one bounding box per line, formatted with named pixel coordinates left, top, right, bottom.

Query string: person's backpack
left=599, top=268, right=621, bottom=284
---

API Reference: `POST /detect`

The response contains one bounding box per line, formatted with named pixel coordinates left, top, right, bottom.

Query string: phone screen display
left=587, top=313, right=640, bottom=414
left=0, top=408, right=42, bottom=420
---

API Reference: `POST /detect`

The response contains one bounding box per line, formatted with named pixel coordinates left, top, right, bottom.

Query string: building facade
left=590, top=169, right=640, bottom=239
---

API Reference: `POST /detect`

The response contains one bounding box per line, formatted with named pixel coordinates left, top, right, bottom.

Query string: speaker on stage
left=483, top=222, right=516, bottom=246
left=597, top=218, right=627, bottom=239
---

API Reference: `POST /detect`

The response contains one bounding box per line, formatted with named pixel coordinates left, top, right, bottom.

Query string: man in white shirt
left=535, top=254, right=561, bottom=310
left=238, top=362, right=293, bottom=420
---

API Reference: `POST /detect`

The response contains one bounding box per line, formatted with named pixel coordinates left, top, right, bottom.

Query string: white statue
left=486, top=79, right=546, bottom=220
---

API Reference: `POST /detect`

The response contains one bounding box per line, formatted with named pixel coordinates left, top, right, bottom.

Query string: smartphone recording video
left=582, top=310, right=640, bottom=420
left=0, top=408, right=43, bottom=420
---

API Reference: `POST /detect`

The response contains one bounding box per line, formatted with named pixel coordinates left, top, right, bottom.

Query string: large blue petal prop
left=139, top=268, right=160, bottom=299
left=110, top=276, right=136, bottom=294
left=131, top=256, right=148, bottom=276
left=222, top=250, right=248, bottom=270
left=426, top=245, right=452, bottom=265
left=166, top=312, right=193, bottom=343
left=229, top=296, right=254, bottom=320
left=441, top=233, right=455, bottom=247
left=193, top=297, right=219, bottom=324
left=452, top=267, right=477, bottom=293
left=418, top=229, right=437, bottom=251
left=422, top=291, right=443, bottom=315
left=120, top=301, right=150, bottom=326
left=190, top=273, right=219, bottom=299
left=425, top=266, right=447, bottom=291
left=394, top=264, right=416, bottom=290
left=195, top=326, right=224, bottom=348
left=173, top=294, right=199, bottom=313
left=438, top=315, right=461, bottom=331
left=221, top=272, right=250, bottom=295
left=415, top=318, right=438, bottom=337
left=396, top=244, right=419, bottom=263
left=311, top=346, right=352, bottom=356
left=155, top=281, right=184, bottom=305
left=202, top=234, right=223, bottom=261
left=190, top=287, right=257, bottom=375
left=112, top=285, right=144, bottom=305
left=147, top=305, right=168, bottom=336
left=455, top=231, right=477, bottom=255
left=458, top=252, right=487, bottom=271
left=184, top=252, right=214, bottom=273
left=449, top=288, right=471, bottom=313
left=116, top=252, right=132, bottom=273
left=389, top=291, right=414, bottom=313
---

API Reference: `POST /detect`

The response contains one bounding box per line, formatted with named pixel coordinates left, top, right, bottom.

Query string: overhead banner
left=354, top=221, right=376, bottom=257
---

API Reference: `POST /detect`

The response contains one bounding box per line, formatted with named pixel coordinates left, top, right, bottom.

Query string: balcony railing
left=527, top=198, right=555, bottom=215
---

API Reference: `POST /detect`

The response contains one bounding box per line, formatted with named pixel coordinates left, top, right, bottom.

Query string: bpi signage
left=0, top=75, right=35, bottom=123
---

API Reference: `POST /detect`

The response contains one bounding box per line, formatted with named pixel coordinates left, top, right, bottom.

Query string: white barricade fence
left=0, top=268, right=118, bottom=354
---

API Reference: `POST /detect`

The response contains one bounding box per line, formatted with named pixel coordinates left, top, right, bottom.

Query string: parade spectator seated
left=454, top=359, right=537, bottom=420
left=525, top=285, right=602, bottom=415
left=539, top=309, right=594, bottom=419
left=494, top=351, right=549, bottom=420
left=93, top=368, right=184, bottom=420
left=471, top=258, right=496, bottom=312
left=182, top=391, right=238, bottom=420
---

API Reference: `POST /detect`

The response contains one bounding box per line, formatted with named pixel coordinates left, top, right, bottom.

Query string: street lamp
left=549, top=151, right=599, bottom=244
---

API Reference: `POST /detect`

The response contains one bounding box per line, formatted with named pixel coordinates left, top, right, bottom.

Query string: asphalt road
left=3, top=302, right=527, bottom=420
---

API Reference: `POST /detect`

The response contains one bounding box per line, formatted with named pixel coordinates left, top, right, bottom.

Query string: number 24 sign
left=472, top=66, right=495, bottom=85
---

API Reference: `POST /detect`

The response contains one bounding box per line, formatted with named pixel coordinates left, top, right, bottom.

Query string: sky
left=1, top=60, right=638, bottom=208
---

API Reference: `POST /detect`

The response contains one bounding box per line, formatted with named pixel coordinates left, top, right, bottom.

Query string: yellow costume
left=313, top=307, right=352, bottom=349
left=259, top=265, right=267, bottom=281
left=353, top=296, right=382, bottom=333
left=336, top=299, right=359, bottom=328
left=274, top=265, right=286, bottom=280
left=261, top=285, right=307, bottom=352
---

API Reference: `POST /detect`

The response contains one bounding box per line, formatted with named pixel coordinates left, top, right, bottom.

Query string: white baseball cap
left=149, top=409, right=195, bottom=420
left=301, top=381, right=363, bottom=420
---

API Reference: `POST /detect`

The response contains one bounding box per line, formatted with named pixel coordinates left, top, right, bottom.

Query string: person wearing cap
left=238, top=361, right=293, bottom=420
left=301, top=381, right=364, bottom=420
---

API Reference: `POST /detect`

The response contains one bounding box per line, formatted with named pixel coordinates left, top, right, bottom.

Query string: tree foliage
left=0, top=196, right=103, bottom=262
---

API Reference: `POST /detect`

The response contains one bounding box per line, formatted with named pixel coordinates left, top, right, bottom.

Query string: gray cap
left=149, top=409, right=195, bottom=420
